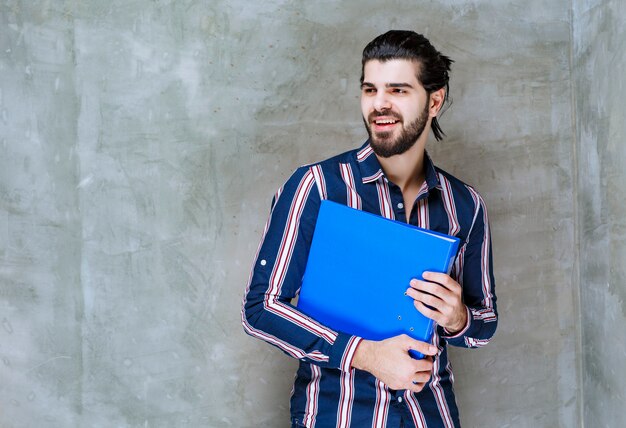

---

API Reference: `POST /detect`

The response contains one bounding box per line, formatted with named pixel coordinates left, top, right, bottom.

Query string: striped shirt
left=242, top=141, right=498, bottom=427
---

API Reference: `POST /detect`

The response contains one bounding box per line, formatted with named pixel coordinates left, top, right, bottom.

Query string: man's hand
left=351, top=335, right=438, bottom=393
left=406, top=271, right=468, bottom=334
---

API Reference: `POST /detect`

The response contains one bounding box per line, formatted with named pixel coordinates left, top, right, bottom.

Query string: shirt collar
left=356, top=140, right=442, bottom=191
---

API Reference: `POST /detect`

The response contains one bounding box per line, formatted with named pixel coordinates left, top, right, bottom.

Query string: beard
left=364, top=102, right=429, bottom=158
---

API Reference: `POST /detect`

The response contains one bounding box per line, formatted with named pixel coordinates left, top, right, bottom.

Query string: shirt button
left=397, top=202, right=404, bottom=209
left=260, top=259, right=267, bottom=266
left=397, top=396, right=403, bottom=403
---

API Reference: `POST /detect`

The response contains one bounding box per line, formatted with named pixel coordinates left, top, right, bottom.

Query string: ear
left=428, top=88, right=446, bottom=117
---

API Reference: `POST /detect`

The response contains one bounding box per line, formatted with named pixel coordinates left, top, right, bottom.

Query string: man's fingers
left=422, top=271, right=448, bottom=283
left=408, top=279, right=451, bottom=302
left=408, top=365, right=434, bottom=392
left=422, top=272, right=461, bottom=292
left=408, top=379, right=430, bottom=393
left=403, top=336, right=438, bottom=357
left=412, top=291, right=441, bottom=309
left=413, top=370, right=432, bottom=384
left=407, top=278, right=455, bottom=299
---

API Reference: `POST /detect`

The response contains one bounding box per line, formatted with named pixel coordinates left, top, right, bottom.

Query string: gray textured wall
left=0, top=0, right=620, bottom=427
left=573, top=0, right=626, bottom=426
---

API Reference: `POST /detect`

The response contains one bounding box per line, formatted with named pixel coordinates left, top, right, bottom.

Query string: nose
left=373, top=92, right=391, bottom=112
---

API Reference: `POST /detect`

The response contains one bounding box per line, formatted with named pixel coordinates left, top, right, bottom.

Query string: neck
left=376, top=135, right=428, bottom=193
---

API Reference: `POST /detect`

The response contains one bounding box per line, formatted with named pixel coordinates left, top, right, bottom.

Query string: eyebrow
left=360, top=82, right=415, bottom=89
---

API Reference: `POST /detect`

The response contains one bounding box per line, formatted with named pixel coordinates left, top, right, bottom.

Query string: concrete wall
left=0, top=0, right=619, bottom=427
left=572, top=0, right=626, bottom=427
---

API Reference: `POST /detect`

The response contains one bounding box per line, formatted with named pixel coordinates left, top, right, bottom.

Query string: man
left=242, top=30, right=497, bottom=427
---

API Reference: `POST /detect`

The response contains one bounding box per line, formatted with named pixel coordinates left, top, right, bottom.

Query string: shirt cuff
left=339, top=335, right=363, bottom=372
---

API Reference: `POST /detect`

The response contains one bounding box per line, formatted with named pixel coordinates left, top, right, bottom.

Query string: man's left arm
left=406, top=191, right=498, bottom=348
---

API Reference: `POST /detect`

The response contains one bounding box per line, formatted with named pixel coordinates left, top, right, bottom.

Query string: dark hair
left=361, top=30, right=453, bottom=141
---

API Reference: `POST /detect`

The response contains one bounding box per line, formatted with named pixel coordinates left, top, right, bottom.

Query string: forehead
left=362, top=59, right=421, bottom=86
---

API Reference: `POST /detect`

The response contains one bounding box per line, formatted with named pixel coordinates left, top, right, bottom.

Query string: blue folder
left=297, top=200, right=460, bottom=359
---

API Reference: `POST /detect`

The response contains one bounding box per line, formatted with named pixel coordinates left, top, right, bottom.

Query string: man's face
left=361, top=59, right=431, bottom=158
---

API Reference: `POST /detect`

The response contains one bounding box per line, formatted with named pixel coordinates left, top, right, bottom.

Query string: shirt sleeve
left=441, top=189, right=498, bottom=348
left=241, top=166, right=362, bottom=371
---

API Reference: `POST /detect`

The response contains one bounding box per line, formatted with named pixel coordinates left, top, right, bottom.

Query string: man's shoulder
left=281, top=144, right=363, bottom=190
left=434, top=166, right=486, bottom=207
left=289, top=145, right=365, bottom=182
left=302, top=145, right=361, bottom=170
left=434, top=166, right=469, bottom=189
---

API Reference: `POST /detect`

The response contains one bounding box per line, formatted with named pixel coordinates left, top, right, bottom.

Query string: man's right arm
left=241, top=166, right=362, bottom=372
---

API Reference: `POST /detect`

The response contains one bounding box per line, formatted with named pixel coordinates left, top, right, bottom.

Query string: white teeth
left=375, top=119, right=397, bottom=124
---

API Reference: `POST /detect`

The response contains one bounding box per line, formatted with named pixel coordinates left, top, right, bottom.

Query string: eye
left=362, top=87, right=376, bottom=94
left=392, top=88, right=406, bottom=94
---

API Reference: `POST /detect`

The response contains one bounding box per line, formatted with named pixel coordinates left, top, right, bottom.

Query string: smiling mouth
left=374, top=118, right=398, bottom=125
left=372, top=117, right=400, bottom=132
